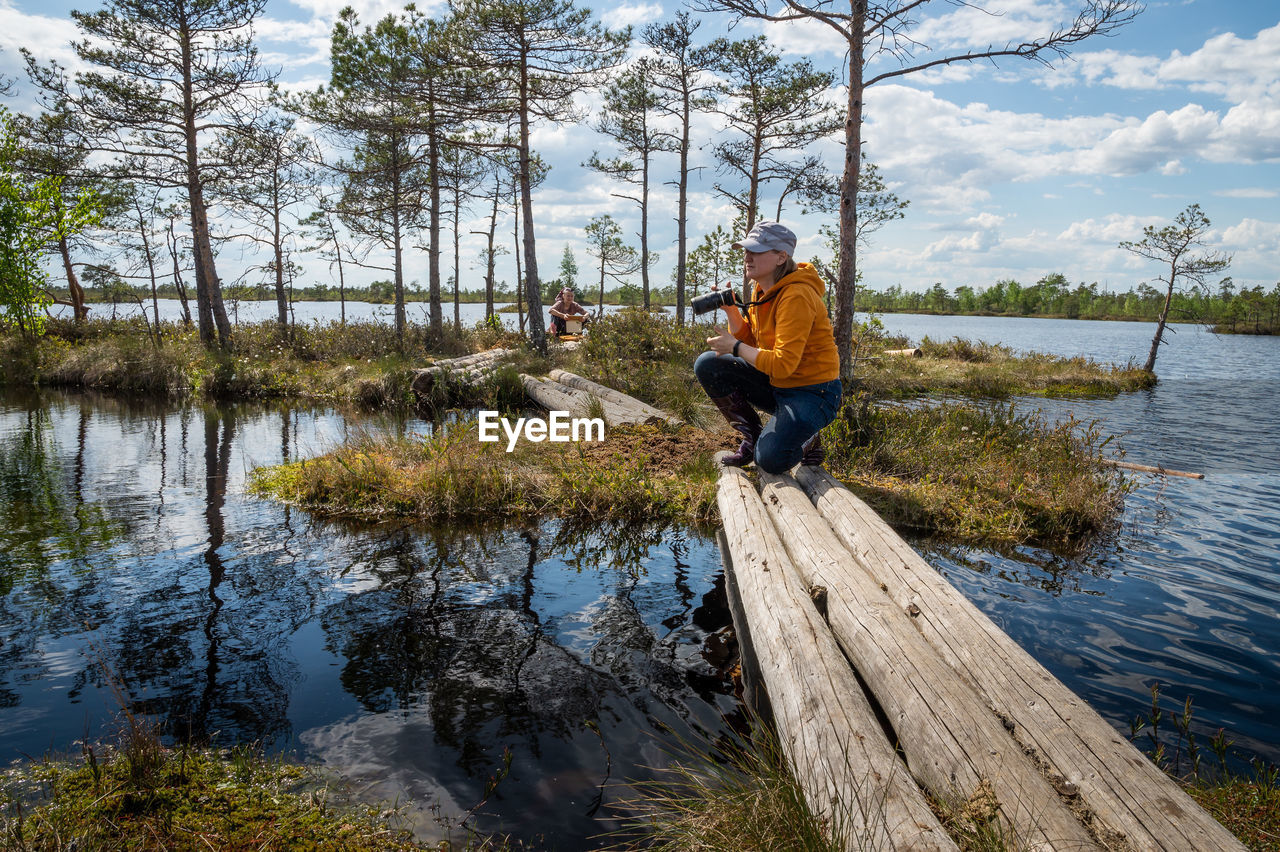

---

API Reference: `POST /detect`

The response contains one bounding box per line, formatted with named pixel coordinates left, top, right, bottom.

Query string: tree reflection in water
left=0, top=389, right=737, bottom=848
left=308, top=518, right=736, bottom=844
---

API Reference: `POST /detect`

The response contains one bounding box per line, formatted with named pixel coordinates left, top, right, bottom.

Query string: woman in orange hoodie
left=694, top=220, right=842, bottom=471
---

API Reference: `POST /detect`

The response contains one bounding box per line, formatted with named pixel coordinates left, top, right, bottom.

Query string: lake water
left=1, top=311, right=1277, bottom=847
left=877, top=314, right=1280, bottom=766
left=58, top=297, right=675, bottom=329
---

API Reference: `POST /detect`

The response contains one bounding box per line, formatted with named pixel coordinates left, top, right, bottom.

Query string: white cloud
left=1075, top=104, right=1220, bottom=176
left=0, top=4, right=89, bottom=89
left=601, top=3, right=664, bottom=32
left=1049, top=49, right=1162, bottom=91
left=1211, top=99, right=1280, bottom=161
left=906, top=0, right=1080, bottom=54
left=864, top=80, right=1280, bottom=217
left=256, top=15, right=333, bottom=69
left=284, top=0, right=439, bottom=22
left=1047, top=22, right=1280, bottom=105
left=921, top=211, right=1005, bottom=259
left=1057, top=214, right=1164, bottom=244
left=745, top=14, right=851, bottom=60
left=1214, top=188, right=1278, bottom=199
left=1162, top=24, right=1280, bottom=102
left=1220, top=219, right=1280, bottom=254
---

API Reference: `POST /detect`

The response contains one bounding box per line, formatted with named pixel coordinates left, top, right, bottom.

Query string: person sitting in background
left=693, top=220, right=842, bottom=471
left=549, top=287, right=590, bottom=335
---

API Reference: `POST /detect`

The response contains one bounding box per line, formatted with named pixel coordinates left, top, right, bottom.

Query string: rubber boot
left=710, top=393, right=762, bottom=467
left=800, top=432, right=825, bottom=467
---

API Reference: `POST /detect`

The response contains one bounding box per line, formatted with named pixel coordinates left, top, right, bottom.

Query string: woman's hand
left=711, top=283, right=745, bottom=334
left=707, top=325, right=736, bottom=356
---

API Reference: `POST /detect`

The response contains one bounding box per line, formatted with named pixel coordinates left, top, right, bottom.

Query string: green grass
left=1130, top=684, right=1280, bottom=852
left=248, top=421, right=726, bottom=529
left=606, top=721, right=843, bottom=852
left=1, top=736, right=426, bottom=851
left=0, top=317, right=527, bottom=408
left=821, top=398, right=1128, bottom=547
left=854, top=336, right=1157, bottom=399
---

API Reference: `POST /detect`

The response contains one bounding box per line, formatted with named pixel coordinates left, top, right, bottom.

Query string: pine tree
left=25, top=0, right=278, bottom=348
left=456, top=0, right=629, bottom=353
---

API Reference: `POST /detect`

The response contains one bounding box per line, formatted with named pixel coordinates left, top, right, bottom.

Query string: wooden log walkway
left=547, top=369, right=683, bottom=427
left=718, top=462, right=1245, bottom=851
left=411, top=347, right=515, bottom=395
left=521, top=371, right=674, bottom=428
left=411, top=349, right=671, bottom=430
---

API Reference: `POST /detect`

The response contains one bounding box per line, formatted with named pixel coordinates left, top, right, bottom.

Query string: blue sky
left=2, top=0, right=1277, bottom=297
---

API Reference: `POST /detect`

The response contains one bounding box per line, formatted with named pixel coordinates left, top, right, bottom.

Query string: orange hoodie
left=732, top=263, right=840, bottom=388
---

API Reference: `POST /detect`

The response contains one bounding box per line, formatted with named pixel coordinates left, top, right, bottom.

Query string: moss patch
left=1, top=742, right=424, bottom=850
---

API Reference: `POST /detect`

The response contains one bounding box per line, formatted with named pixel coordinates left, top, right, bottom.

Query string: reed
left=857, top=336, right=1156, bottom=399
left=2, top=317, right=527, bottom=409
left=1130, top=684, right=1280, bottom=852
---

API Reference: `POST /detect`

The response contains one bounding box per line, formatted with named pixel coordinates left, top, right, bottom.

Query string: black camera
left=691, top=288, right=736, bottom=316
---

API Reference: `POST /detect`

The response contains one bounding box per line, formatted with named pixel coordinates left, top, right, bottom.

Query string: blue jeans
left=693, top=350, right=843, bottom=474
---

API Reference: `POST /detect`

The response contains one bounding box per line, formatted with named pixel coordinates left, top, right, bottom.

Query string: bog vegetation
left=229, top=309, right=1140, bottom=548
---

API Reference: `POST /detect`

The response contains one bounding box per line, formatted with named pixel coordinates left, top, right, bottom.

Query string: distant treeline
left=858, top=273, right=1279, bottom=335
left=58, top=279, right=684, bottom=310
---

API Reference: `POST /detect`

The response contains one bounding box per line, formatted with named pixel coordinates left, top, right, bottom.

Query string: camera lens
left=691, top=289, right=733, bottom=316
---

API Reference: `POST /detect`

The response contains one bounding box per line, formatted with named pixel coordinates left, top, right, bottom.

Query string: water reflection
left=0, top=389, right=735, bottom=848
left=299, top=518, right=736, bottom=841
left=918, top=540, right=1114, bottom=599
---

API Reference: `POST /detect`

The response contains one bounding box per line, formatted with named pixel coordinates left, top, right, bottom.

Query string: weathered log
left=717, top=464, right=957, bottom=851
left=413, top=364, right=496, bottom=396
left=412, top=348, right=514, bottom=395
left=547, top=370, right=682, bottom=426
left=1103, top=459, right=1205, bottom=479
left=885, top=348, right=922, bottom=357
left=758, top=470, right=1099, bottom=850
left=547, top=381, right=657, bottom=425
left=792, top=465, right=1246, bottom=852
left=522, top=374, right=675, bottom=428
left=437, top=347, right=512, bottom=369
left=716, top=528, right=767, bottom=717
left=519, top=375, right=596, bottom=419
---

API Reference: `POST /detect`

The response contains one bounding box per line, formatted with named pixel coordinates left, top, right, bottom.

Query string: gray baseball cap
left=733, top=220, right=797, bottom=255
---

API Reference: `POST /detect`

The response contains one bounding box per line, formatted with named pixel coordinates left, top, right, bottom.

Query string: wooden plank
left=547, top=369, right=683, bottom=426
left=716, top=528, right=767, bottom=720
left=758, top=470, right=1099, bottom=850
left=519, top=375, right=595, bottom=419
left=793, top=465, right=1246, bottom=852
left=717, top=464, right=957, bottom=851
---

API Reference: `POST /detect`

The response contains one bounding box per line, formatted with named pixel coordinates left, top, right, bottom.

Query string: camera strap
left=739, top=286, right=782, bottom=310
